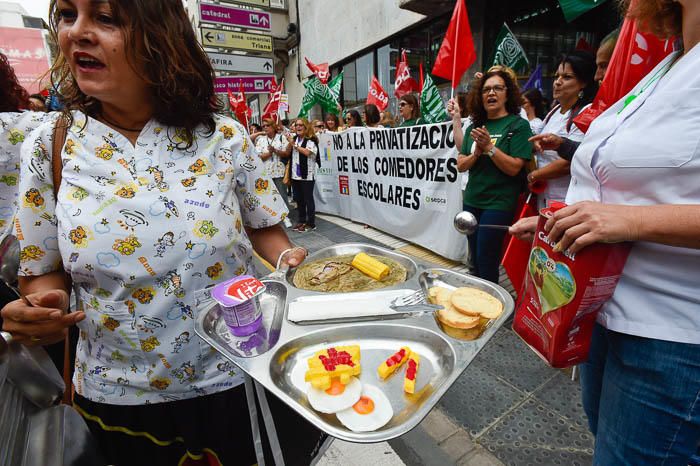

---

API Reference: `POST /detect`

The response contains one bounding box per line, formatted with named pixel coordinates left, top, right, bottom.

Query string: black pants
left=292, top=179, right=316, bottom=227
left=75, top=384, right=327, bottom=466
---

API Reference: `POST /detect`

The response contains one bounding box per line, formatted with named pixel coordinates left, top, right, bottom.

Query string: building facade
left=281, top=0, right=620, bottom=122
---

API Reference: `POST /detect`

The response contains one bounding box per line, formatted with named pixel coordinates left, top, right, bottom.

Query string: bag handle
left=52, top=115, right=69, bottom=197
left=51, top=114, right=72, bottom=405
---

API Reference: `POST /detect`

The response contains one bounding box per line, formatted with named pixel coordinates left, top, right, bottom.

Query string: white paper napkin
left=287, top=289, right=414, bottom=323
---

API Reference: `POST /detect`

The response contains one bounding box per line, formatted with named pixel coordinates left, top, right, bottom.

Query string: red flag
left=366, top=75, right=389, bottom=111
left=574, top=8, right=674, bottom=132
left=394, top=50, right=420, bottom=99
left=419, top=62, right=425, bottom=93
left=575, top=36, right=594, bottom=53
left=431, top=0, right=476, bottom=90
left=305, top=57, right=330, bottom=84
left=228, top=85, right=251, bottom=126
left=262, top=78, right=284, bottom=121
left=501, top=194, right=538, bottom=295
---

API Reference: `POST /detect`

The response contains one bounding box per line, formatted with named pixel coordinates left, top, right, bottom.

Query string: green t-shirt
left=461, top=114, right=533, bottom=212
left=399, top=118, right=423, bottom=127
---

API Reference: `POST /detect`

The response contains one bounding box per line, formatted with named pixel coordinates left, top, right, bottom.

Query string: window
left=270, top=0, right=286, bottom=10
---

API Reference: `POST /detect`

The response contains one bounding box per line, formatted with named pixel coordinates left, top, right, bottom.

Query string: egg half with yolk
left=336, top=384, right=393, bottom=432
left=307, top=377, right=362, bottom=414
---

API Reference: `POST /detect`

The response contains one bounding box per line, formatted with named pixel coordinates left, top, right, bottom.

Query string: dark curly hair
left=48, top=0, right=221, bottom=147
left=467, top=70, right=522, bottom=128
left=0, top=53, right=29, bottom=112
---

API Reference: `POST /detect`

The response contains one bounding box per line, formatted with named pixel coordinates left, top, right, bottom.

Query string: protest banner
left=314, top=123, right=467, bottom=261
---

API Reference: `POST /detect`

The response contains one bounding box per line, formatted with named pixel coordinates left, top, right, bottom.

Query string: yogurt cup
left=212, top=275, right=266, bottom=337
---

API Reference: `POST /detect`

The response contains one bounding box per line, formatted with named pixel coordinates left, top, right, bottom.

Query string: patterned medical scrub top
left=0, top=112, right=51, bottom=236
left=254, top=133, right=288, bottom=179
left=13, top=111, right=288, bottom=405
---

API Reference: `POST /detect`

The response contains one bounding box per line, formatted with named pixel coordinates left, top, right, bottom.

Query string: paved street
left=268, top=212, right=594, bottom=466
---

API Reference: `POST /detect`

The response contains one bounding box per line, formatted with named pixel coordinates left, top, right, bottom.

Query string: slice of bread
left=450, top=287, right=503, bottom=319
left=436, top=305, right=480, bottom=329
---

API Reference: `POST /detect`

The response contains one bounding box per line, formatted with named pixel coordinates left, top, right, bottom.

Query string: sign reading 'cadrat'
left=199, top=3, right=272, bottom=32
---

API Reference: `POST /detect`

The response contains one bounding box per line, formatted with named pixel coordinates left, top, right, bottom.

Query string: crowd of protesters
left=1, top=0, right=698, bottom=463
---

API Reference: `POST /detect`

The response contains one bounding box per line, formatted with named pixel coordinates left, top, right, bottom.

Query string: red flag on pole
left=229, top=85, right=251, bottom=127
left=305, top=57, right=330, bottom=84
left=419, top=62, right=425, bottom=93
left=394, top=50, right=420, bottom=99
left=366, top=75, right=389, bottom=111
left=573, top=6, right=674, bottom=132
left=432, top=0, right=476, bottom=91
left=501, top=194, right=538, bottom=295
left=262, top=78, right=284, bottom=121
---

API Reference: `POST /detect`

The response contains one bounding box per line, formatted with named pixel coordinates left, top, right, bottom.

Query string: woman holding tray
left=511, top=0, right=700, bottom=463
left=0, top=0, right=325, bottom=464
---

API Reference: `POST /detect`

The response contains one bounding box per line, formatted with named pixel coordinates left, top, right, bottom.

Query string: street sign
left=208, top=52, right=273, bottom=74
left=219, top=0, right=270, bottom=7
left=215, top=75, right=275, bottom=94
left=200, top=3, right=272, bottom=32
left=201, top=27, right=273, bottom=53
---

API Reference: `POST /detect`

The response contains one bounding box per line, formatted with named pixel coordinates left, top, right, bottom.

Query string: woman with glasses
left=286, top=119, right=319, bottom=232
left=312, top=119, right=326, bottom=133
left=255, top=118, right=292, bottom=214
left=344, top=109, right=363, bottom=128
left=458, top=69, right=533, bottom=283
left=527, top=51, right=597, bottom=209
left=398, top=93, right=421, bottom=126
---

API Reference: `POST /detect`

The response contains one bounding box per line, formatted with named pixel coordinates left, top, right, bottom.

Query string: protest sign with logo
left=314, top=123, right=466, bottom=261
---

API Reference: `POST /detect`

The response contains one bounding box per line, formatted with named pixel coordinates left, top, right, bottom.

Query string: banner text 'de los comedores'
left=314, top=122, right=468, bottom=261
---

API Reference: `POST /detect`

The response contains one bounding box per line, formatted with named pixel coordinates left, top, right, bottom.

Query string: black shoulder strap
left=565, top=103, right=585, bottom=133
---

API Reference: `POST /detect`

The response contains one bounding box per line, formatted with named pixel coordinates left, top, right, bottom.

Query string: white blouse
left=291, top=137, right=318, bottom=181
left=537, top=105, right=588, bottom=209
left=255, top=132, right=289, bottom=179
left=566, top=44, right=700, bottom=345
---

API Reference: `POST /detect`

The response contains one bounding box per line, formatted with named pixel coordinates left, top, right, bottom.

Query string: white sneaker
left=283, top=218, right=293, bottom=228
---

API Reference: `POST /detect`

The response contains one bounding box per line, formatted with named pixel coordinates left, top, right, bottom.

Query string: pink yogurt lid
left=211, top=275, right=266, bottom=307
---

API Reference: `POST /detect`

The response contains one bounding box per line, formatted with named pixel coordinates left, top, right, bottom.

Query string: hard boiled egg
left=336, top=384, right=393, bottom=432
left=307, top=376, right=362, bottom=414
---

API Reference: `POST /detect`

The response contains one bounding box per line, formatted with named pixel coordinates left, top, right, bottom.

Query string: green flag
left=318, top=76, right=341, bottom=115
left=420, top=74, right=448, bottom=124
left=558, top=0, right=609, bottom=22
left=297, top=75, right=342, bottom=118
left=298, top=78, right=321, bottom=118
left=328, top=72, right=343, bottom=102
left=491, top=23, right=529, bottom=74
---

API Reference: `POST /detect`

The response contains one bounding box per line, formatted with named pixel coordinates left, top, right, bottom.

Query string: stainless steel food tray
left=195, top=243, right=514, bottom=443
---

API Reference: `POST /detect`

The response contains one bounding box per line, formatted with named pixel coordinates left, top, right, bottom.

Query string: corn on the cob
left=351, top=253, right=390, bottom=280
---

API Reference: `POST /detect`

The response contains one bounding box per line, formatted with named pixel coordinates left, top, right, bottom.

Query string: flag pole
left=450, top=0, right=462, bottom=99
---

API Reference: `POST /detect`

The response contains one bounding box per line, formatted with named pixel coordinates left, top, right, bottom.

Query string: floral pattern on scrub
left=0, top=112, right=52, bottom=237
left=14, top=112, right=288, bottom=405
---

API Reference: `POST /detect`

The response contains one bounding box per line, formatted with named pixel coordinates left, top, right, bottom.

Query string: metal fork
left=390, top=290, right=442, bottom=314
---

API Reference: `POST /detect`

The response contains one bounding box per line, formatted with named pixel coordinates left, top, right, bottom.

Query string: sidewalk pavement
left=268, top=213, right=594, bottom=466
